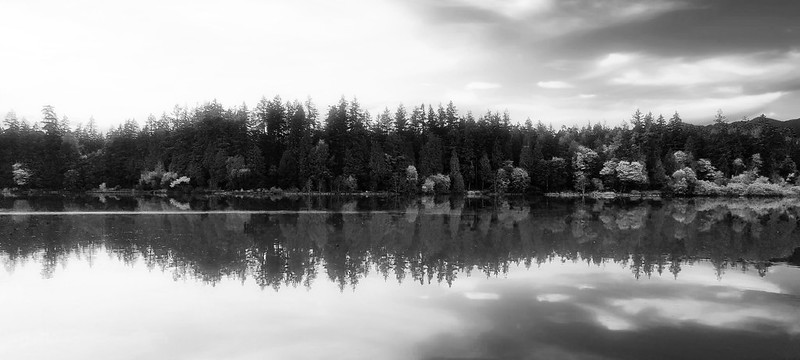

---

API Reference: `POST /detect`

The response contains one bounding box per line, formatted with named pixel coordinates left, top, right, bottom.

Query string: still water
left=1, top=195, right=799, bottom=360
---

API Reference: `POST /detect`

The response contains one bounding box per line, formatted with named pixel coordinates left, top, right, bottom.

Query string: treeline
left=2, top=98, right=800, bottom=194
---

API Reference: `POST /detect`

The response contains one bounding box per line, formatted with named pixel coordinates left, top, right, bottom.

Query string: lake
left=1, top=195, right=799, bottom=360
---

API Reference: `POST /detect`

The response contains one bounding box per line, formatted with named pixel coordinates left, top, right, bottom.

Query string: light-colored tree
left=599, top=160, right=618, bottom=189
left=572, top=146, right=598, bottom=194
left=695, top=158, right=717, bottom=180
left=405, top=165, right=418, bottom=183
left=714, top=108, right=727, bottom=124
left=670, top=167, right=697, bottom=194
left=673, top=151, right=689, bottom=168
left=421, top=174, right=450, bottom=194
left=750, top=153, right=763, bottom=172
left=509, top=167, right=531, bottom=193
left=170, top=176, right=191, bottom=188
left=733, top=158, right=745, bottom=173
left=616, top=161, right=648, bottom=190
left=12, top=163, right=31, bottom=186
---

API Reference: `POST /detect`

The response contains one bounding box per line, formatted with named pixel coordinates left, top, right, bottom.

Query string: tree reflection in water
left=1, top=196, right=799, bottom=290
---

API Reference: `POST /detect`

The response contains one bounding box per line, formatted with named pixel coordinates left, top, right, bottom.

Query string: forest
left=2, top=97, right=800, bottom=196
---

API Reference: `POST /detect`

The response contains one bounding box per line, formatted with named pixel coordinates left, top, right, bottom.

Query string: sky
left=1, top=0, right=799, bottom=129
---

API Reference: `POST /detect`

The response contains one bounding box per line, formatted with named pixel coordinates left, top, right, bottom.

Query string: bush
left=63, top=169, right=81, bottom=190
left=730, top=170, right=758, bottom=185
left=421, top=173, right=450, bottom=194
left=616, top=161, right=648, bottom=188
left=12, top=163, right=31, bottom=187
left=509, top=167, right=531, bottom=193
left=161, top=172, right=179, bottom=187
left=494, top=169, right=510, bottom=193
left=669, top=167, right=697, bottom=195
left=591, top=178, right=604, bottom=191
left=170, top=176, right=191, bottom=188
left=744, top=182, right=786, bottom=197
left=671, top=177, right=690, bottom=195
left=342, top=175, right=358, bottom=192
left=139, top=170, right=161, bottom=189
left=694, top=180, right=723, bottom=196
left=405, top=165, right=418, bottom=183
left=421, top=177, right=436, bottom=194
left=722, top=183, right=746, bottom=196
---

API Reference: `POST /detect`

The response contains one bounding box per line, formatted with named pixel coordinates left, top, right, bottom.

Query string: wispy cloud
left=466, top=81, right=501, bottom=90
left=608, top=54, right=796, bottom=87
left=538, top=81, right=574, bottom=89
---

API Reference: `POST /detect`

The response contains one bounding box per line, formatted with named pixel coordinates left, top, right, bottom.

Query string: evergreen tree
left=449, top=150, right=465, bottom=194
left=479, top=152, right=492, bottom=189
left=419, top=134, right=443, bottom=177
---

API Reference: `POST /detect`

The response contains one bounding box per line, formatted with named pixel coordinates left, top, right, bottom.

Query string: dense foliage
left=2, top=100, right=800, bottom=194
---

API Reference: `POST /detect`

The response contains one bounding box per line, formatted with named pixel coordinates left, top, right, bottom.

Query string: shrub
left=694, top=180, right=722, bottom=196
left=722, top=183, right=746, bottom=196
left=421, top=177, right=436, bottom=194
left=494, top=168, right=510, bottom=193
left=161, top=172, right=179, bottom=187
left=670, top=167, right=697, bottom=195
left=591, top=178, right=604, bottom=191
left=421, top=174, right=451, bottom=194
left=509, top=167, right=531, bottom=193
left=170, top=176, right=191, bottom=188
left=730, top=170, right=758, bottom=185
left=12, top=163, right=31, bottom=187
left=63, top=169, right=81, bottom=190
left=671, top=177, right=690, bottom=195
left=405, top=165, right=418, bottom=184
left=616, top=161, right=648, bottom=189
left=744, top=182, right=786, bottom=197
left=342, top=175, right=358, bottom=192
left=139, top=170, right=160, bottom=189
left=673, top=151, right=689, bottom=167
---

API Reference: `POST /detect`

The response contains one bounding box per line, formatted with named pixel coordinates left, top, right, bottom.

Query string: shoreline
left=3, top=188, right=800, bottom=199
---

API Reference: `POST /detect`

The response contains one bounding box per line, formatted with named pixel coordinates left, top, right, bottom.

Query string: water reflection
left=2, top=196, right=800, bottom=359
left=2, top=196, right=799, bottom=288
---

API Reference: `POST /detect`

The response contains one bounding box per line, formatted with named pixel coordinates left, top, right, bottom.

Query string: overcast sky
left=1, top=0, right=799, bottom=129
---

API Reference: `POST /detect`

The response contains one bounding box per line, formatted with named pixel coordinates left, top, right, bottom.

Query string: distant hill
left=726, top=115, right=800, bottom=135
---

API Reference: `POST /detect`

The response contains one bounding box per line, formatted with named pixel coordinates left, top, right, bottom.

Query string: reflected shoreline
left=2, top=196, right=799, bottom=289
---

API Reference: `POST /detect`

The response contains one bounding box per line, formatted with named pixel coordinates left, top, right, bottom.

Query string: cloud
left=538, top=81, right=574, bottom=89
left=455, top=0, right=554, bottom=19
left=465, top=81, right=501, bottom=90
left=413, top=0, right=691, bottom=41
left=598, top=53, right=635, bottom=68
left=648, top=92, right=786, bottom=121
left=609, top=54, right=795, bottom=87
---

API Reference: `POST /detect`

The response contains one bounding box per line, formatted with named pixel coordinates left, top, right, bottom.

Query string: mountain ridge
left=722, top=115, right=800, bottom=134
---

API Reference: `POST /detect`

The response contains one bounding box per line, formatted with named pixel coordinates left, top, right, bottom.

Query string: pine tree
left=449, top=150, right=465, bottom=194
left=418, top=134, right=443, bottom=177
left=479, top=152, right=492, bottom=190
